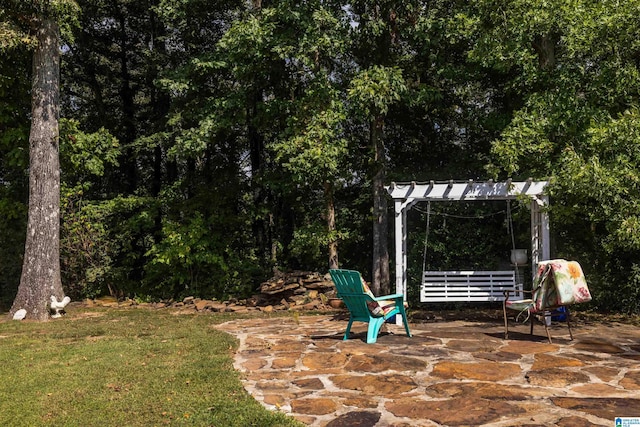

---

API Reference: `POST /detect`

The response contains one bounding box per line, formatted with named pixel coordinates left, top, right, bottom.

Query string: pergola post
left=394, top=200, right=407, bottom=326
left=530, top=195, right=551, bottom=273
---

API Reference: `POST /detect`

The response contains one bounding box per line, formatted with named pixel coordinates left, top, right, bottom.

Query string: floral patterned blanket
left=533, top=259, right=591, bottom=311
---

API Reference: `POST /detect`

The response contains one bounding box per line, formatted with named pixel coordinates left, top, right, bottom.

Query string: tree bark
left=325, top=181, right=338, bottom=270
left=116, top=9, right=138, bottom=193
left=10, top=18, right=64, bottom=321
left=248, top=90, right=270, bottom=266
left=371, top=116, right=390, bottom=295
left=533, top=34, right=556, bottom=71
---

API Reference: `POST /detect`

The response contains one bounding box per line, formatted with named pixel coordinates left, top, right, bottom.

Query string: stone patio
left=215, top=312, right=640, bottom=426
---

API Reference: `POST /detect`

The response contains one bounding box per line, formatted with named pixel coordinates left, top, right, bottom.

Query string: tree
left=14, top=16, right=63, bottom=320
left=2, top=0, right=79, bottom=320
left=265, top=1, right=350, bottom=270
left=0, top=41, right=30, bottom=310
left=348, top=65, right=406, bottom=294
left=214, top=0, right=351, bottom=274
left=472, top=0, right=640, bottom=313
left=273, top=93, right=349, bottom=270
left=60, top=0, right=252, bottom=300
left=62, top=0, right=178, bottom=297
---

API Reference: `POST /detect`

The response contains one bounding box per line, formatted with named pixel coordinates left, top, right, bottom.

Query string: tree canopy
left=1, top=0, right=640, bottom=314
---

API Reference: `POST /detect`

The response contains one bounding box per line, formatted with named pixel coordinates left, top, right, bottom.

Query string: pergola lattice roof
left=387, top=179, right=548, bottom=205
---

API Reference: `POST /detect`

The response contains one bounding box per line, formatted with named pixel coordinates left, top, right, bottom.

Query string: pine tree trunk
left=116, top=10, right=138, bottom=193
left=371, top=116, right=390, bottom=295
left=10, top=18, right=64, bottom=321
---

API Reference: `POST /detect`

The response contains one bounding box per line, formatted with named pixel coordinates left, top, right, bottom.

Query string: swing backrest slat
left=421, top=270, right=521, bottom=303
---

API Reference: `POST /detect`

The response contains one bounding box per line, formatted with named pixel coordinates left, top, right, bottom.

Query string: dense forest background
left=2, top=0, right=640, bottom=313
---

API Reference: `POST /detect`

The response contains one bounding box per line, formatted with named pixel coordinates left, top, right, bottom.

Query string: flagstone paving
left=215, top=312, right=640, bottom=426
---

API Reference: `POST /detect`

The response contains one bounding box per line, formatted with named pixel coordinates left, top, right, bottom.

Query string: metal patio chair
left=503, top=259, right=591, bottom=343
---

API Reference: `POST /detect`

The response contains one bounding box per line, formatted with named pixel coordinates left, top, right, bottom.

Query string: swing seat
left=329, top=269, right=412, bottom=344
left=421, top=270, right=521, bottom=303
left=503, top=259, right=591, bottom=343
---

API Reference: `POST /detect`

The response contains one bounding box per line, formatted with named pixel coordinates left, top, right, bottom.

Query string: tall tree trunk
left=149, top=7, right=171, bottom=247
left=10, top=18, right=64, bottom=321
left=371, top=115, right=390, bottom=294
left=325, top=181, right=338, bottom=270
left=117, top=10, right=138, bottom=193
left=533, top=34, right=557, bottom=71
left=248, top=91, right=269, bottom=266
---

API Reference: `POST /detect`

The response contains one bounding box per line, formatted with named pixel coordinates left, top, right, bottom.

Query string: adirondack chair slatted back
left=329, top=269, right=371, bottom=319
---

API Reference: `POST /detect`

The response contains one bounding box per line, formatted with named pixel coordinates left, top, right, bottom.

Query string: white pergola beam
left=387, top=179, right=548, bottom=204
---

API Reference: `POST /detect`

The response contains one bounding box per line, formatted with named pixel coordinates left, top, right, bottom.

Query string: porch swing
left=385, top=179, right=551, bottom=312
left=419, top=200, right=524, bottom=303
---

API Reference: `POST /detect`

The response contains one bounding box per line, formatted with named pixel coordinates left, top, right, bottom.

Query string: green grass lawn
left=0, top=306, right=302, bottom=426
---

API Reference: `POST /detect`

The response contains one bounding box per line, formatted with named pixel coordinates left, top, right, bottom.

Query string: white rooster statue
left=50, top=295, right=71, bottom=318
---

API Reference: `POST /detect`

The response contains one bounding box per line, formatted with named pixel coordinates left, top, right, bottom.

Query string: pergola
left=385, top=179, right=550, bottom=309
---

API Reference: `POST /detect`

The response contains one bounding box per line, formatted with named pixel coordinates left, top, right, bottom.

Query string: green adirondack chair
left=329, top=269, right=412, bottom=344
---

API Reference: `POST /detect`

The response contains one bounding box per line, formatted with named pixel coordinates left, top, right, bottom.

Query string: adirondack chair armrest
left=372, top=293, right=404, bottom=302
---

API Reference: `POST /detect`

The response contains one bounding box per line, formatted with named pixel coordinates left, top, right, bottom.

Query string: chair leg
left=543, top=320, right=553, bottom=344
left=366, top=317, right=385, bottom=344
left=530, top=315, right=534, bottom=336
left=503, top=301, right=509, bottom=339
left=343, top=318, right=354, bottom=341
left=398, top=308, right=412, bottom=338
left=565, top=307, right=574, bottom=340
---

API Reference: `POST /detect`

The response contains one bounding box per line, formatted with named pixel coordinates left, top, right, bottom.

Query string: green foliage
left=61, top=188, right=114, bottom=299
left=288, top=222, right=351, bottom=270
left=60, top=119, right=120, bottom=181
left=477, top=0, right=640, bottom=313
left=549, top=109, right=640, bottom=312
left=145, top=213, right=231, bottom=299
left=61, top=192, right=153, bottom=300
left=272, top=93, right=348, bottom=185
left=58, top=120, right=122, bottom=299
left=348, top=66, right=407, bottom=117
left=0, top=19, right=27, bottom=50
left=0, top=45, right=29, bottom=309
left=0, top=196, right=26, bottom=309
left=0, top=0, right=80, bottom=47
left=214, top=0, right=354, bottom=271
left=2, top=0, right=628, bottom=314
